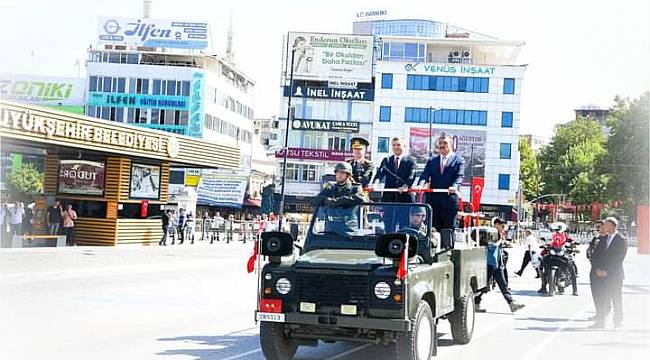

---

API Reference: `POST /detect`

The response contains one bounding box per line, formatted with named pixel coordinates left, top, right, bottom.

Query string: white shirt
left=606, top=231, right=618, bottom=248
left=9, top=206, right=24, bottom=225
left=525, top=234, right=538, bottom=250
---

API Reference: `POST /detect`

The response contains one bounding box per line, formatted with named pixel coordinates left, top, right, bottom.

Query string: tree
left=539, top=117, right=608, bottom=204
left=603, top=92, right=650, bottom=207
left=518, top=137, right=542, bottom=200
left=7, top=163, right=43, bottom=197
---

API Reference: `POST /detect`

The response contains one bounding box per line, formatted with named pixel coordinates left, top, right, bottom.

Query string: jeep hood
left=295, top=249, right=385, bottom=271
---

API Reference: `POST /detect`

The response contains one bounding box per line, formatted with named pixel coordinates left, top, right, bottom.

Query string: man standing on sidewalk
left=475, top=217, right=525, bottom=313
left=516, top=229, right=541, bottom=278
left=61, top=204, right=78, bottom=246
left=159, top=209, right=171, bottom=246
left=589, top=217, right=627, bottom=329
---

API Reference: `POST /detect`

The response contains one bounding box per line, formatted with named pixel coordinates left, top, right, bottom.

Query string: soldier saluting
left=347, top=137, right=374, bottom=187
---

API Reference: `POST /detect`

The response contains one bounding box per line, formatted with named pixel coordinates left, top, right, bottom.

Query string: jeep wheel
left=449, top=290, right=475, bottom=344
left=396, top=300, right=436, bottom=360
left=260, top=322, right=298, bottom=360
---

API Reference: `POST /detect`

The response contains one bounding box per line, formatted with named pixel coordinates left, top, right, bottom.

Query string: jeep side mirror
left=374, top=233, right=418, bottom=259
left=260, top=232, right=294, bottom=261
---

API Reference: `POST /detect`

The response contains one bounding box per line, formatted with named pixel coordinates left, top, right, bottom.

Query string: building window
left=405, top=107, right=487, bottom=126
left=89, top=76, right=98, bottom=92
left=500, top=143, right=512, bottom=159
left=328, top=136, right=347, bottom=151
left=406, top=75, right=489, bottom=93
left=503, top=78, right=515, bottom=94
left=378, top=137, right=389, bottom=153
left=379, top=106, right=391, bottom=122
left=381, top=73, right=393, bottom=89
left=501, top=112, right=513, bottom=128
left=498, top=174, right=510, bottom=190
left=286, top=163, right=299, bottom=181
left=302, top=164, right=317, bottom=182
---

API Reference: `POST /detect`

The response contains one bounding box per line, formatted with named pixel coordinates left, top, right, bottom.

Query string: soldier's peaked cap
left=350, top=137, right=369, bottom=150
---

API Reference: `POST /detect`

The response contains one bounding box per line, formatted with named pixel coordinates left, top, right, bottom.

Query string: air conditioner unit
left=462, top=50, right=472, bottom=58
left=448, top=50, right=462, bottom=64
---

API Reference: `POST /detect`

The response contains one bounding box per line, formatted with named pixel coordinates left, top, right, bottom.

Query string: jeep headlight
left=276, top=277, right=292, bottom=295
left=374, top=281, right=391, bottom=299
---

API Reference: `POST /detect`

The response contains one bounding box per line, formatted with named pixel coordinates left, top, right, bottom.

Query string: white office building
left=355, top=18, right=526, bottom=217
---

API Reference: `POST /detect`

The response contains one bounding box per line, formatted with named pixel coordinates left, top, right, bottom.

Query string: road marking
left=519, top=302, right=592, bottom=360
left=324, top=344, right=372, bottom=360
left=220, top=348, right=261, bottom=360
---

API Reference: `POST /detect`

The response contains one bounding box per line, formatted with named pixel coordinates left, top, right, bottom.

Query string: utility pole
left=278, top=45, right=296, bottom=232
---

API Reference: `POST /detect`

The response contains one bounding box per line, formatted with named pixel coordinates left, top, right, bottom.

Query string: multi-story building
left=520, top=134, right=547, bottom=152
left=355, top=18, right=527, bottom=217
left=254, top=117, right=279, bottom=149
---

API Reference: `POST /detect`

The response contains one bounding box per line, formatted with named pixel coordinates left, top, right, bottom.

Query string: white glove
left=375, top=182, right=385, bottom=191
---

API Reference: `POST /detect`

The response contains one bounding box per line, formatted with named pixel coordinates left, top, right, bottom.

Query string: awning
left=243, top=198, right=261, bottom=208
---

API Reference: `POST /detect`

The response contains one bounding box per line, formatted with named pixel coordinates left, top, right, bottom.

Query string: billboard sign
left=409, top=127, right=486, bottom=185
left=129, top=163, right=161, bottom=199
left=58, top=160, right=105, bottom=196
left=188, top=72, right=205, bottom=138
left=98, top=17, right=209, bottom=49
left=287, top=32, right=373, bottom=82
left=0, top=74, right=85, bottom=106
left=283, top=85, right=374, bottom=101
left=291, top=119, right=359, bottom=133
left=197, top=169, right=249, bottom=208
left=88, top=92, right=189, bottom=110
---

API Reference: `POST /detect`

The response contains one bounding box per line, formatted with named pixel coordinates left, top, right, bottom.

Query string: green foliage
left=518, top=137, right=542, bottom=200
left=603, top=92, right=650, bottom=206
left=7, top=164, right=43, bottom=196
left=539, top=117, right=608, bottom=204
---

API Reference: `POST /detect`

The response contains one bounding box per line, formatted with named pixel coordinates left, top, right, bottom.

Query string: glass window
left=379, top=106, right=391, bottom=122
left=115, top=108, right=124, bottom=122
left=500, top=143, right=512, bottom=159
left=89, top=76, right=98, bottom=92
left=404, top=43, right=418, bottom=58
left=381, top=73, right=393, bottom=89
left=480, top=111, right=487, bottom=125
left=117, top=78, right=126, bottom=93
left=378, top=137, right=390, bottom=153
left=406, top=75, right=415, bottom=90
left=504, top=78, right=515, bottom=94
left=126, top=54, right=138, bottom=64
left=182, top=81, right=190, bottom=96
left=498, top=174, right=511, bottom=190
left=501, top=112, right=514, bottom=128
left=167, top=80, right=176, bottom=96
left=100, top=106, right=110, bottom=120
left=127, top=108, right=135, bottom=123
left=389, top=42, right=404, bottom=57
left=108, top=53, right=120, bottom=63
left=286, top=163, right=299, bottom=181
left=383, top=43, right=390, bottom=56
left=480, top=78, right=489, bottom=93
left=153, top=80, right=161, bottom=95
left=102, top=77, right=111, bottom=92
left=302, top=165, right=316, bottom=182
left=151, top=109, right=160, bottom=124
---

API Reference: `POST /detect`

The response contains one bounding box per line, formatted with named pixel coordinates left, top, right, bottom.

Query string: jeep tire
left=260, top=322, right=298, bottom=360
left=396, top=300, right=436, bottom=360
left=449, top=290, right=475, bottom=344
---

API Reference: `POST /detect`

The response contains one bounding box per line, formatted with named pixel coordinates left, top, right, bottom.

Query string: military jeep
left=255, top=203, right=487, bottom=360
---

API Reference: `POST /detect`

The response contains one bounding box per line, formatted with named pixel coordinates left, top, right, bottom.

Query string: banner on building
left=197, top=169, right=249, bottom=208
left=0, top=74, right=85, bottom=106
left=283, top=86, right=374, bottom=101
left=97, top=17, right=209, bottom=49
left=287, top=32, right=373, bottom=82
left=290, top=119, right=359, bottom=133
left=58, top=160, right=105, bottom=196
left=88, top=92, right=189, bottom=110
left=188, top=72, right=205, bottom=138
left=275, top=148, right=354, bottom=162
left=409, top=127, right=486, bottom=185
left=129, top=163, right=161, bottom=199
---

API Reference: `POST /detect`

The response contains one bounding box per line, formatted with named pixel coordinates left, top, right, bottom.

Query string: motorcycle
left=539, top=242, right=579, bottom=296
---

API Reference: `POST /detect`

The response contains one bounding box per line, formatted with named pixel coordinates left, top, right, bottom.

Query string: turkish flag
left=396, top=245, right=408, bottom=280
left=246, top=241, right=259, bottom=273
left=471, top=177, right=485, bottom=212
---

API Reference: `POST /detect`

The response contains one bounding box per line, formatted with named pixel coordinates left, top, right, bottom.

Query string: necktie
left=394, top=156, right=399, bottom=171
left=440, top=157, right=446, bottom=174
left=607, top=234, right=614, bottom=248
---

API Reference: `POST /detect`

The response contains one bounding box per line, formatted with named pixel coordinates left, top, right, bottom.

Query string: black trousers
left=592, top=272, right=623, bottom=324
left=475, top=265, right=513, bottom=306
left=432, top=208, right=457, bottom=249
left=64, top=227, right=75, bottom=246
left=518, top=251, right=540, bottom=276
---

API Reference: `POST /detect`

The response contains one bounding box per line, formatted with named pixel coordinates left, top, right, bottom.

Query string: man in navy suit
left=589, top=217, right=628, bottom=329
left=418, top=135, right=465, bottom=248
left=373, top=137, right=417, bottom=231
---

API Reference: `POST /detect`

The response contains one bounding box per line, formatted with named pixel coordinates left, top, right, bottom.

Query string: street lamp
left=278, top=45, right=296, bottom=231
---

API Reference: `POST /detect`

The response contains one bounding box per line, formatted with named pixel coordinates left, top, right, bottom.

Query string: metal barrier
left=194, top=219, right=311, bottom=245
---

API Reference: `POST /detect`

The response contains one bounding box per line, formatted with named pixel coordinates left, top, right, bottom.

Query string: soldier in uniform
left=313, top=162, right=365, bottom=235
left=347, top=137, right=374, bottom=187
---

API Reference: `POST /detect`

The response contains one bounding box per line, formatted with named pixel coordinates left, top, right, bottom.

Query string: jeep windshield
left=308, top=203, right=432, bottom=247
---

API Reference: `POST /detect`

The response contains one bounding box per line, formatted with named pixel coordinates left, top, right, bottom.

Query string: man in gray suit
left=589, top=217, right=628, bottom=329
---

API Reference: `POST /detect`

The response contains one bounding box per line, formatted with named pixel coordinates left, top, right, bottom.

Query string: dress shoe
left=475, top=305, right=487, bottom=313
left=509, top=302, right=525, bottom=312
left=515, top=271, right=522, bottom=277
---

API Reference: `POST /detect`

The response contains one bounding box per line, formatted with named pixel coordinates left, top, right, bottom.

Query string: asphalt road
left=1, top=240, right=649, bottom=360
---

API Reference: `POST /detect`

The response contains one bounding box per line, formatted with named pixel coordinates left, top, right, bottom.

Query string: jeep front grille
left=295, top=272, right=369, bottom=306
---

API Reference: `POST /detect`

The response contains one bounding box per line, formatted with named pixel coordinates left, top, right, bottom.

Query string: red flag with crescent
left=471, top=177, right=485, bottom=211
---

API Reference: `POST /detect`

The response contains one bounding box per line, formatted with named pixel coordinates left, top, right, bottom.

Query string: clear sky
left=1, top=0, right=648, bottom=137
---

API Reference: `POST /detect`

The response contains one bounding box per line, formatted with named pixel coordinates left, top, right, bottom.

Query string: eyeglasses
left=412, top=214, right=426, bottom=217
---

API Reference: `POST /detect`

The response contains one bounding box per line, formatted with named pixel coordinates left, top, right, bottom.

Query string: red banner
left=470, top=177, right=484, bottom=211
left=637, top=205, right=649, bottom=255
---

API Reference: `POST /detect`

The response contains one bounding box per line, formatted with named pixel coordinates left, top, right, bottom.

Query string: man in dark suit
left=373, top=137, right=417, bottom=231
left=589, top=217, right=628, bottom=329
left=418, top=135, right=465, bottom=248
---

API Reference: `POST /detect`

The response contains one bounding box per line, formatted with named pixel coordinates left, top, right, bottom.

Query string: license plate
left=256, top=312, right=286, bottom=323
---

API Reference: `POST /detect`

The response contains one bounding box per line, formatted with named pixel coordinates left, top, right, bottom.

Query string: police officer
left=313, top=162, right=365, bottom=235
left=347, top=137, right=374, bottom=187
